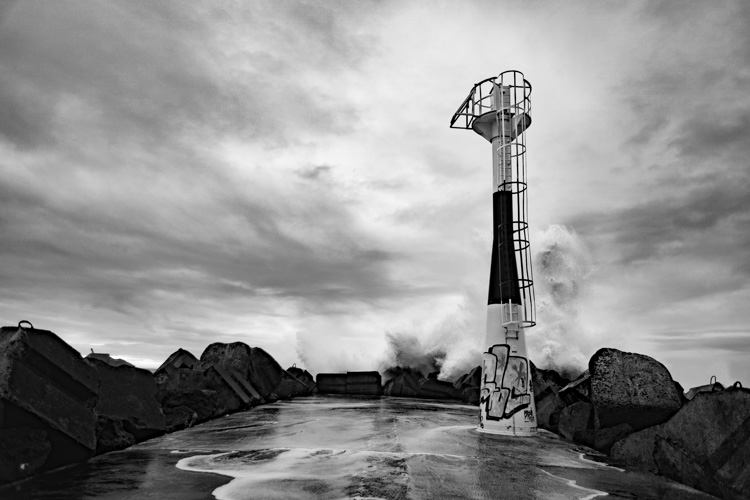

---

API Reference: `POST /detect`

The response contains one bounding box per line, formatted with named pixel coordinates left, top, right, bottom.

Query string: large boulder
left=557, top=401, right=633, bottom=453
left=589, top=348, right=682, bottom=431
left=559, top=370, right=591, bottom=405
left=0, top=323, right=98, bottom=484
left=612, top=388, right=750, bottom=500
left=85, top=356, right=165, bottom=451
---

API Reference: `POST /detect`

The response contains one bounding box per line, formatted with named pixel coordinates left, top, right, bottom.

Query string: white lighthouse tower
left=451, top=70, right=537, bottom=436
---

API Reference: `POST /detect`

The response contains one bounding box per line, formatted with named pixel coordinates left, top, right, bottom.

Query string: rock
left=417, top=379, right=463, bottom=401
left=530, top=362, right=571, bottom=434
left=155, top=351, right=205, bottom=396
left=558, top=401, right=594, bottom=444
left=160, top=344, right=265, bottom=412
left=199, top=342, right=282, bottom=400
left=94, top=416, right=136, bottom=455
left=383, top=368, right=423, bottom=398
left=611, top=388, right=750, bottom=500
left=200, top=364, right=262, bottom=412
left=610, top=423, right=665, bottom=473
left=536, top=394, right=567, bottom=434
left=287, top=366, right=316, bottom=391
left=159, top=389, right=221, bottom=432
left=85, top=352, right=134, bottom=367
left=589, top=348, right=682, bottom=431
left=273, top=370, right=314, bottom=399
left=453, top=366, right=481, bottom=391
left=85, top=357, right=165, bottom=448
left=559, top=370, right=591, bottom=405
left=156, top=348, right=199, bottom=372
left=0, top=323, right=98, bottom=484
left=460, top=387, right=480, bottom=405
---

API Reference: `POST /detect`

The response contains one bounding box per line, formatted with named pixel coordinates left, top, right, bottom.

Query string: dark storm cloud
left=0, top=1, right=368, bottom=153
left=571, top=174, right=750, bottom=271
left=0, top=0, right=403, bottom=324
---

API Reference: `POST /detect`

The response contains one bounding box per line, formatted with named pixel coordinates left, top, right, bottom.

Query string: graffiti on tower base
left=480, top=344, right=531, bottom=421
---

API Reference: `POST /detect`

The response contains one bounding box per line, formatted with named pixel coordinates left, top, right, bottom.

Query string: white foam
left=540, top=468, right=609, bottom=500
left=177, top=448, right=412, bottom=500
left=574, top=451, right=625, bottom=472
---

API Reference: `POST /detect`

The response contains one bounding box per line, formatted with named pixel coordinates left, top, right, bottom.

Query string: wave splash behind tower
left=451, top=70, right=537, bottom=436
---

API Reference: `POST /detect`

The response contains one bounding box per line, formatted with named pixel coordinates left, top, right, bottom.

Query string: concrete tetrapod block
left=0, top=324, right=98, bottom=484
left=84, top=357, right=166, bottom=454
left=589, top=348, right=682, bottom=431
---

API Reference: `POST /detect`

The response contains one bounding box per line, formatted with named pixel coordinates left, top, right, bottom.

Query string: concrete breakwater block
left=317, top=371, right=382, bottom=396
left=383, top=367, right=422, bottom=398
left=530, top=362, right=570, bottom=434
left=200, top=342, right=283, bottom=400
left=0, top=322, right=98, bottom=483
left=316, top=373, right=347, bottom=394
left=85, top=355, right=166, bottom=454
left=288, top=366, right=315, bottom=390
left=416, top=378, right=462, bottom=401
left=612, top=387, right=750, bottom=500
left=272, top=370, right=314, bottom=399
left=155, top=345, right=266, bottom=430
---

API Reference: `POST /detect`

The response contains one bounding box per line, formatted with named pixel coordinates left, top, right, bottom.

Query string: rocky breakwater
left=611, top=384, right=750, bottom=500
left=1, top=322, right=315, bottom=486
left=522, top=347, right=749, bottom=500
left=155, top=342, right=315, bottom=431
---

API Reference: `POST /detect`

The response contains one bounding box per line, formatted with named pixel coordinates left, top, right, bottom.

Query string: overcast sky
left=1, top=1, right=748, bottom=389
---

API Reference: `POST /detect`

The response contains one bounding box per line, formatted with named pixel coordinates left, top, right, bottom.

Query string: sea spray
left=528, top=225, right=594, bottom=379
left=379, top=291, right=483, bottom=381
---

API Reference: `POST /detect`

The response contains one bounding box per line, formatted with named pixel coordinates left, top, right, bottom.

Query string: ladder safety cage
left=453, top=71, right=536, bottom=328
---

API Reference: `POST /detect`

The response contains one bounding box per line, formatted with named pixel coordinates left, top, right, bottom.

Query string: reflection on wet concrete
left=0, top=397, right=718, bottom=499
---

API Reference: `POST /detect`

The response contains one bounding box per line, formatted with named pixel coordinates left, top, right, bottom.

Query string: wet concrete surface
left=1, top=396, right=718, bottom=499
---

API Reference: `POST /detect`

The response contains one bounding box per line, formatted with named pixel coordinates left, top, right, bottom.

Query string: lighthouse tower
left=450, top=70, right=537, bottom=436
